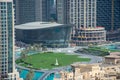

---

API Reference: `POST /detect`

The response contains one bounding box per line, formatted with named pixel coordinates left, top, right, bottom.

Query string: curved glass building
left=15, top=22, right=72, bottom=47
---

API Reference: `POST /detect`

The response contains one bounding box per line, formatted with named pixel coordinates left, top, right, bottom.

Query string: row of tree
left=20, top=44, right=48, bottom=61
left=19, top=44, right=48, bottom=80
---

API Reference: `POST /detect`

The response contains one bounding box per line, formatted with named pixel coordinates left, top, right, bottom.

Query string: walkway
left=16, top=47, right=104, bottom=80
left=50, top=47, right=103, bottom=63
left=38, top=71, right=56, bottom=80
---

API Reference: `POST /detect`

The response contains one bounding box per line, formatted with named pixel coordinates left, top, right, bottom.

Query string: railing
left=38, top=71, right=56, bottom=80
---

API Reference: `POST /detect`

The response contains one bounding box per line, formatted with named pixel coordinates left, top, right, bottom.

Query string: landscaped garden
left=77, top=47, right=110, bottom=56
left=16, top=52, right=90, bottom=69
left=76, top=44, right=120, bottom=56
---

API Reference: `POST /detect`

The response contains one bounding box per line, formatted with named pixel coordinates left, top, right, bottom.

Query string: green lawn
left=80, top=46, right=120, bottom=56
left=16, top=52, right=90, bottom=69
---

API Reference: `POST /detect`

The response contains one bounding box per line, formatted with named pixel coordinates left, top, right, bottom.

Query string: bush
left=16, top=59, right=23, bottom=64
left=76, top=47, right=109, bottom=56
left=46, top=51, right=53, bottom=53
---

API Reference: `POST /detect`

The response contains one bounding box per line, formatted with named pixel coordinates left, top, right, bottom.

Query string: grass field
left=16, top=52, right=90, bottom=69
left=77, top=45, right=120, bottom=56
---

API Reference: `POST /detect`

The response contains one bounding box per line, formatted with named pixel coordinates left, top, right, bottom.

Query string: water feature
left=45, top=73, right=54, bottom=80
left=15, top=49, right=39, bottom=58
left=19, top=69, right=43, bottom=80
left=101, top=43, right=120, bottom=50
left=103, top=45, right=117, bottom=50
left=32, top=71, right=43, bottom=80
left=15, top=48, right=54, bottom=80
left=20, top=69, right=29, bottom=79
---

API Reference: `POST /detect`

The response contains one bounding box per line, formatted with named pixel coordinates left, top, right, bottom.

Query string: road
left=50, top=47, right=103, bottom=64
left=17, top=47, right=104, bottom=80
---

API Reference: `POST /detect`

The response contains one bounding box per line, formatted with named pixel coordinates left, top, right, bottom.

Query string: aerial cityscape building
left=6, top=0, right=120, bottom=79
left=97, top=0, right=120, bottom=41
left=97, top=0, right=120, bottom=31
left=50, top=0, right=57, bottom=21
left=56, top=0, right=69, bottom=24
left=0, top=0, right=21, bottom=79
left=14, top=0, right=51, bottom=25
left=56, top=0, right=106, bottom=46
left=15, top=22, right=72, bottom=47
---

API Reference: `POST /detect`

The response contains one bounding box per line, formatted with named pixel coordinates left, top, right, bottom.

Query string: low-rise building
left=104, top=52, right=120, bottom=64
left=54, top=52, right=120, bottom=80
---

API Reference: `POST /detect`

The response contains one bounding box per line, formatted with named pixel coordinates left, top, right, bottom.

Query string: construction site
left=72, top=27, right=106, bottom=46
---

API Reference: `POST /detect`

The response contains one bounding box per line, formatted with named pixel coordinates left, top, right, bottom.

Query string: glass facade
left=0, top=0, right=23, bottom=80
left=14, top=0, right=51, bottom=25
left=97, top=0, right=120, bottom=31
left=15, top=26, right=72, bottom=47
left=15, top=0, right=35, bottom=24
left=7, top=2, right=13, bottom=73
left=56, top=0, right=107, bottom=46
left=69, top=0, right=96, bottom=29
left=0, top=1, right=21, bottom=80
left=0, top=1, right=14, bottom=78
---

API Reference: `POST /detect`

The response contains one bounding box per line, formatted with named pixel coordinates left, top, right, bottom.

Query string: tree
left=38, top=43, right=42, bottom=51
left=42, top=46, right=47, bottom=52
left=33, top=43, right=42, bottom=51
left=25, top=69, right=34, bottom=80
left=20, top=49, right=27, bottom=61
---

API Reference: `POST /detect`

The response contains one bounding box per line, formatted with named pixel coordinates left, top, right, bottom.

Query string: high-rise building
left=57, top=0, right=106, bottom=46
left=56, top=0, right=69, bottom=24
left=97, top=0, right=120, bottom=31
left=50, top=0, right=57, bottom=21
left=14, top=0, right=51, bottom=25
left=97, top=0, right=120, bottom=41
left=0, top=0, right=21, bottom=79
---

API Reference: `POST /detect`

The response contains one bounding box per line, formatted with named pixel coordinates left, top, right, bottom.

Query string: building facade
left=15, top=22, right=72, bottom=47
left=97, top=0, right=120, bottom=41
left=56, top=0, right=69, bottom=24
left=97, top=0, right=120, bottom=31
left=14, top=0, right=51, bottom=25
left=73, top=27, right=106, bottom=46
left=54, top=52, right=120, bottom=80
left=0, top=0, right=21, bottom=80
left=57, top=0, right=97, bottom=30
left=56, top=0, right=106, bottom=46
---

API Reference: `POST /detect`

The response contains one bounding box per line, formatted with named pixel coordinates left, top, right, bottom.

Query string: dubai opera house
left=15, top=22, right=72, bottom=47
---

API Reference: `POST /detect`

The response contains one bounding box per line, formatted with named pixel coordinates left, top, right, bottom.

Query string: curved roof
left=0, top=0, right=12, bottom=2
left=80, top=27, right=105, bottom=31
left=15, top=22, right=69, bottom=30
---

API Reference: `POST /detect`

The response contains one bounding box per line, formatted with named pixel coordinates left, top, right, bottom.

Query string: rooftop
left=15, top=22, right=70, bottom=30
left=105, top=55, right=120, bottom=59
left=110, top=52, right=120, bottom=56
left=79, top=27, right=105, bottom=31
left=105, top=52, right=120, bottom=59
left=0, top=0, right=12, bottom=2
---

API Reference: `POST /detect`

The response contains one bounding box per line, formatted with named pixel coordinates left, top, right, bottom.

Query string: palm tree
left=32, top=44, right=36, bottom=51
left=26, top=47, right=30, bottom=52
left=42, top=46, right=47, bottom=52
left=27, top=44, right=31, bottom=50
left=33, top=43, right=42, bottom=51
left=20, top=50, right=27, bottom=61
left=25, top=69, right=34, bottom=80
